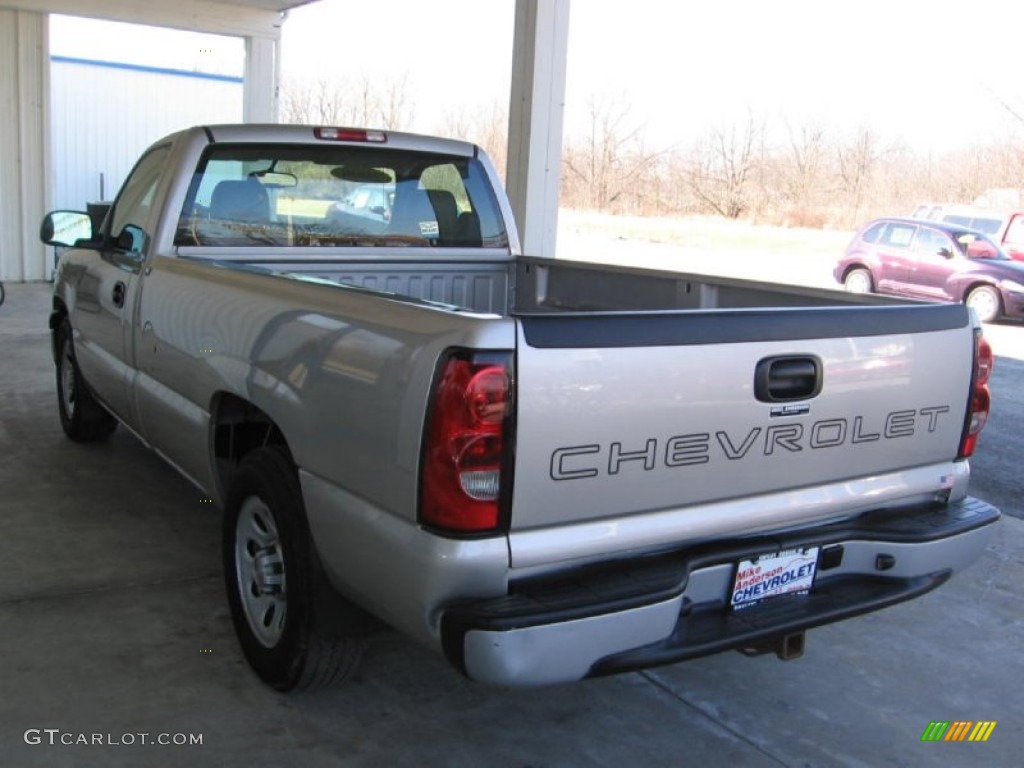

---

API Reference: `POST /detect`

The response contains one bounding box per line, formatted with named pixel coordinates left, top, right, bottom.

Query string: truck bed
left=184, top=251, right=912, bottom=317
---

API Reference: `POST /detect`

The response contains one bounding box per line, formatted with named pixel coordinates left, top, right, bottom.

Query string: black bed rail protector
left=517, top=303, right=969, bottom=349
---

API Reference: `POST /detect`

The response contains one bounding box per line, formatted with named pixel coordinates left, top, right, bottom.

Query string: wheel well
left=50, top=298, right=68, bottom=363
left=51, top=296, right=68, bottom=319
left=211, top=393, right=291, bottom=498
left=843, top=264, right=870, bottom=281
left=963, top=281, right=999, bottom=302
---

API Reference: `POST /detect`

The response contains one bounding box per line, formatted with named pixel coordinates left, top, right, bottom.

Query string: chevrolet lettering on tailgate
left=550, top=405, right=952, bottom=481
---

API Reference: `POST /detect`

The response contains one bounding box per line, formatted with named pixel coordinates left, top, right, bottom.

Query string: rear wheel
left=843, top=268, right=874, bottom=294
left=223, top=447, right=366, bottom=691
left=965, top=285, right=1002, bottom=324
left=55, top=319, right=118, bottom=442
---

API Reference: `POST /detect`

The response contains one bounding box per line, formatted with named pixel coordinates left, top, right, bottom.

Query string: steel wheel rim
left=968, top=290, right=998, bottom=322
left=60, top=345, right=77, bottom=417
left=235, top=496, right=288, bottom=648
left=845, top=271, right=870, bottom=293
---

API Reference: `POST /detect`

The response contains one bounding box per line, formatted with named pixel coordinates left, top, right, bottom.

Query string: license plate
left=730, top=546, right=820, bottom=611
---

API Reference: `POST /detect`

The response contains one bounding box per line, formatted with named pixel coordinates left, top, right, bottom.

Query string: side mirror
left=115, top=224, right=147, bottom=255
left=938, top=247, right=954, bottom=260
left=40, top=211, right=94, bottom=247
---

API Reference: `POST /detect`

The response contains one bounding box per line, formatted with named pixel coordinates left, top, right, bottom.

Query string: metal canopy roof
left=214, top=0, right=315, bottom=10
left=1, top=0, right=318, bottom=37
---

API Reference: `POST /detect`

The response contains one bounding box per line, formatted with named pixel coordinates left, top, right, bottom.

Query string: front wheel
left=55, top=319, right=117, bottom=442
left=223, top=447, right=365, bottom=691
left=843, top=268, right=874, bottom=294
left=965, top=285, right=1002, bottom=324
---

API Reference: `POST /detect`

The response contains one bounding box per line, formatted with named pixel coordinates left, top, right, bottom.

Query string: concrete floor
left=1, top=281, right=1021, bottom=767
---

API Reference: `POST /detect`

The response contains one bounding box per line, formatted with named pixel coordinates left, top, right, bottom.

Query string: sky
left=563, top=0, right=1024, bottom=152
left=51, top=0, right=1024, bottom=154
left=279, top=0, right=1024, bottom=153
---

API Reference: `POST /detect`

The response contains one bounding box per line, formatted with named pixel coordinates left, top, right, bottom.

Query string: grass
left=557, top=209, right=854, bottom=289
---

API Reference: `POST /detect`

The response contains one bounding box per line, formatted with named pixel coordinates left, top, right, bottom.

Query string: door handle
left=755, top=356, right=821, bottom=402
left=112, top=281, right=126, bottom=308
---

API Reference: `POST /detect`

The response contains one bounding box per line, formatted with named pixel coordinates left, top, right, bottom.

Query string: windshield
left=953, top=231, right=1010, bottom=260
left=942, top=214, right=1003, bottom=235
left=174, top=144, right=508, bottom=250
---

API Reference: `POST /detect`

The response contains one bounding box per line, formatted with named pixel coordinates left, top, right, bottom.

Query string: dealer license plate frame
left=730, top=546, right=820, bottom=611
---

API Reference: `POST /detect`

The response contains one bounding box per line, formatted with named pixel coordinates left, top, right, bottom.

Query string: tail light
left=958, top=332, right=993, bottom=458
left=420, top=350, right=513, bottom=533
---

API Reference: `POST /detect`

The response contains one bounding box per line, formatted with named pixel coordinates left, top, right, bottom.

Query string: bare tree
left=836, top=126, right=885, bottom=225
left=562, top=95, right=664, bottom=213
left=280, top=77, right=351, bottom=125
left=378, top=74, right=415, bottom=129
left=438, top=106, right=473, bottom=141
left=436, top=101, right=509, bottom=180
left=779, top=120, right=828, bottom=217
left=684, top=112, right=766, bottom=219
left=279, top=75, right=1024, bottom=228
left=279, top=74, right=416, bottom=130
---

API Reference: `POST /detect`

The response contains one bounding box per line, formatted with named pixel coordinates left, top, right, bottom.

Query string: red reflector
left=314, top=127, right=387, bottom=143
left=976, top=337, right=993, bottom=385
left=960, top=392, right=987, bottom=456
left=466, top=367, right=508, bottom=426
left=969, top=388, right=990, bottom=434
left=420, top=353, right=512, bottom=533
left=958, top=332, right=993, bottom=459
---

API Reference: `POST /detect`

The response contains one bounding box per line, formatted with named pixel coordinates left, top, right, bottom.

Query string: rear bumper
left=440, top=497, right=999, bottom=686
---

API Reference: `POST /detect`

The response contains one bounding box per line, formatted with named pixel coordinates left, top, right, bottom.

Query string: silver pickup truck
left=42, top=124, right=1000, bottom=691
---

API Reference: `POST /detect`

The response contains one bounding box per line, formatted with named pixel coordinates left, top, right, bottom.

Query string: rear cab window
left=174, top=144, right=508, bottom=251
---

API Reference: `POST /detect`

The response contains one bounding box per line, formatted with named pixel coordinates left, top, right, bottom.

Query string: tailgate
left=509, top=305, right=973, bottom=536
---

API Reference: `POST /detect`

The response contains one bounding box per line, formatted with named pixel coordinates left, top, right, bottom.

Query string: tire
left=55, top=319, right=118, bottom=442
left=843, top=268, right=874, bottom=294
left=223, top=447, right=366, bottom=691
left=965, top=285, right=1002, bottom=324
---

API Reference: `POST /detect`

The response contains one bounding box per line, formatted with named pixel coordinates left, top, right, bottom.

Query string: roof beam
left=0, top=0, right=284, bottom=38
left=244, top=35, right=278, bottom=121
left=506, top=0, right=570, bottom=259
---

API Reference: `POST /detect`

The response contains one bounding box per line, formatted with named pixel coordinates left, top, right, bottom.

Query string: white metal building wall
left=50, top=57, right=242, bottom=210
left=0, top=9, right=48, bottom=282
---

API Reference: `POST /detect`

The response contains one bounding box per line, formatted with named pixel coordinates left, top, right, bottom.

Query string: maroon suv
left=835, top=217, right=1024, bottom=323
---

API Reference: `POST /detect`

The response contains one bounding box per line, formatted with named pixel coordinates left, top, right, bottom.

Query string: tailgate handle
left=755, top=356, right=821, bottom=402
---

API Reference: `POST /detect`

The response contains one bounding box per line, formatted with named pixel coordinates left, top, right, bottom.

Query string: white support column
left=506, top=0, right=570, bottom=258
left=0, top=8, right=49, bottom=282
left=244, top=34, right=279, bottom=123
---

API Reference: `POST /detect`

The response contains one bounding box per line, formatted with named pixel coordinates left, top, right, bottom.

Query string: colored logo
left=921, top=721, right=997, bottom=742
